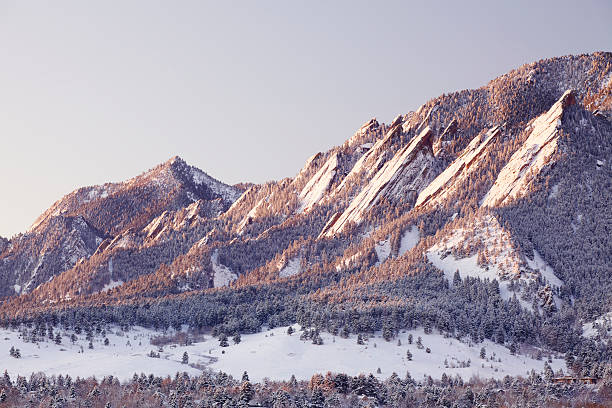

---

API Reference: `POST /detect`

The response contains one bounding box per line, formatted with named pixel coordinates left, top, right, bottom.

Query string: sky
left=0, top=0, right=611, bottom=238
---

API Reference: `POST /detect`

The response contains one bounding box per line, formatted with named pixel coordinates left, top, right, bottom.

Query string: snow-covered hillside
left=426, top=214, right=564, bottom=311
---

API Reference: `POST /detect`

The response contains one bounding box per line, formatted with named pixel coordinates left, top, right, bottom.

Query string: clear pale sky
left=1, top=0, right=611, bottom=238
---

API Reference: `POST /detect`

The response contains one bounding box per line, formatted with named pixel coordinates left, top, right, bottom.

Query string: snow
left=189, top=167, right=241, bottom=203
left=191, top=326, right=565, bottom=382
left=237, top=197, right=265, bottom=233
left=425, top=214, right=544, bottom=311
left=398, top=226, right=419, bottom=256
left=101, top=280, right=124, bottom=292
left=583, top=312, right=612, bottom=339
left=427, top=250, right=532, bottom=310
left=428, top=252, right=498, bottom=284
left=483, top=90, right=574, bottom=207
left=211, top=250, right=237, bottom=288
left=0, top=326, right=200, bottom=382
left=298, top=153, right=338, bottom=213
left=86, top=187, right=109, bottom=202
left=375, top=240, right=391, bottom=264
left=526, top=250, right=563, bottom=288
left=548, top=183, right=560, bottom=199
left=13, top=284, right=21, bottom=294
left=0, top=324, right=566, bottom=384
left=278, top=257, right=301, bottom=278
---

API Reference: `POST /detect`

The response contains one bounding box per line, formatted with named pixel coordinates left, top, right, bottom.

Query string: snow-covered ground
left=1, top=325, right=565, bottom=384
left=211, top=249, right=237, bottom=287
left=526, top=250, right=563, bottom=288
left=278, top=257, right=301, bottom=278
left=583, top=312, right=612, bottom=340
left=375, top=240, right=391, bottom=264
left=399, top=226, right=419, bottom=256
left=0, top=326, right=200, bottom=381
left=426, top=214, right=564, bottom=311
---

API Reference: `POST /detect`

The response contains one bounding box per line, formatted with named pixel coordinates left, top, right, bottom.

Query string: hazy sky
left=1, top=0, right=611, bottom=237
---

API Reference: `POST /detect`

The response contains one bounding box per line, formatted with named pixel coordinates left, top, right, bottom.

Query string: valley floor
left=1, top=325, right=565, bottom=383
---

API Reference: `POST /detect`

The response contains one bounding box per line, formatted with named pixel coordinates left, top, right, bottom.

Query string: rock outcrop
left=321, top=126, right=436, bottom=237
left=482, top=90, right=575, bottom=207
left=416, top=125, right=501, bottom=208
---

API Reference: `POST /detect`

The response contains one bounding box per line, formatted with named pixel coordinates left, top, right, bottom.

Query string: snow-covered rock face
left=321, top=126, right=436, bottom=237
left=482, top=90, right=575, bottom=207
left=141, top=200, right=211, bottom=244
left=187, top=163, right=242, bottom=203
left=346, top=118, right=380, bottom=147
left=416, top=125, right=501, bottom=207
left=297, top=153, right=339, bottom=213
left=29, top=156, right=241, bottom=236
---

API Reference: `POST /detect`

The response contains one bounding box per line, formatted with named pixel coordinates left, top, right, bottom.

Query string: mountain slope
left=1, top=53, right=611, bottom=379
left=0, top=157, right=242, bottom=298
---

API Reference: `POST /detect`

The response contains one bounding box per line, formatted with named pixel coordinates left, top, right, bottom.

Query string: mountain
left=0, top=157, right=242, bottom=298
left=1, top=53, right=611, bottom=380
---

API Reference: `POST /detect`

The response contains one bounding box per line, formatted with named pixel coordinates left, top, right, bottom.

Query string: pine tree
left=182, top=351, right=189, bottom=364
left=406, top=349, right=412, bottom=361
left=480, top=347, right=486, bottom=359
left=219, top=334, right=229, bottom=347
left=55, top=332, right=62, bottom=345
left=544, top=362, right=554, bottom=381
left=416, top=337, right=423, bottom=349
left=239, top=380, right=254, bottom=403
left=287, top=326, right=294, bottom=336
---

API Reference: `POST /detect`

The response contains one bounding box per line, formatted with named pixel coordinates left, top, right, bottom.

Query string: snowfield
left=1, top=325, right=565, bottom=384
left=211, top=249, right=237, bottom=287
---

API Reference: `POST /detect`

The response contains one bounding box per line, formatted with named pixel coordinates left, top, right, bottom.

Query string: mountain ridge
left=1, top=53, right=610, bottom=381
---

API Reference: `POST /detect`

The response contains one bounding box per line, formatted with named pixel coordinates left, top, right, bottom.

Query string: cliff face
left=482, top=90, right=576, bottom=207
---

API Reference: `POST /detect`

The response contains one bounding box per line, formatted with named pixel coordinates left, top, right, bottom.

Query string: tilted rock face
left=416, top=124, right=502, bottom=208
left=297, top=152, right=340, bottom=213
left=321, top=126, right=436, bottom=237
left=482, top=90, right=575, bottom=207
